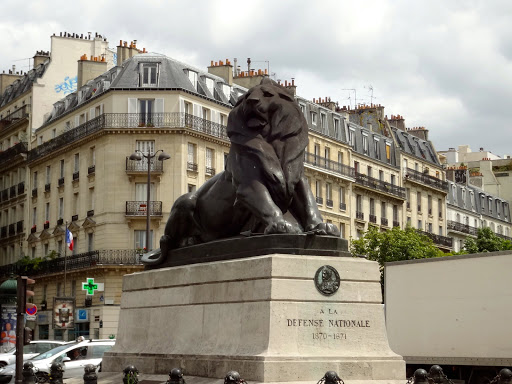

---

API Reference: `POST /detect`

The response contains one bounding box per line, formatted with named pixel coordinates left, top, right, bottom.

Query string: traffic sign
left=26, top=304, right=37, bottom=316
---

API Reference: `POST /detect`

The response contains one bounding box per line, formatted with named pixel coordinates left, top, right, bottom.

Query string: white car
left=0, top=339, right=115, bottom=383
left=0, top=341, right=67, bottom=367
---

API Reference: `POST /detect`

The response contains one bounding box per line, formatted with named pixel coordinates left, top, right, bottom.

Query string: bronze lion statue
left=143, top=78, right=339, bottom=265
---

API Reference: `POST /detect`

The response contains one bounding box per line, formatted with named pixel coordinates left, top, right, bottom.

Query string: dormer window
left=222, top=84, right=231, bottom=99
left=188, top=70, right=198, bottom=90
left=140, top=63, right=158, bottom=87
left=205, top=78, right=215, bottom=95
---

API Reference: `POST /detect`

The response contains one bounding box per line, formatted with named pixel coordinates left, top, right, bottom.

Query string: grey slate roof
left=348, top=122, right=400, bottom=168
left=0, top=61, right=49, bottom=107
left=43, top=53, right=247, bottom=127
left=392, top=127, right=440, bottom=166
left=447, top=181, right=510, bottom=223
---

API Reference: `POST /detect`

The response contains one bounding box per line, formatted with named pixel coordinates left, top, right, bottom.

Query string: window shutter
left=180, top=99, right=185, bottom=113
left=155, top=98, right=164, bottom=113
left=193, top=104, right=199, bottom=117
left=90, top=108, right=95, bottom=119
left=74, top=115, right=80, bottom=128
left=128, top=98, right=137, bottom=113
left=100, top=104, right=104, bottom=115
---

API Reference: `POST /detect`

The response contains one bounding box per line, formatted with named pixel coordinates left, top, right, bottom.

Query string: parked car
left=0, top=339, right=115, bottom=383
left=0, top=341, right=67, bottom=367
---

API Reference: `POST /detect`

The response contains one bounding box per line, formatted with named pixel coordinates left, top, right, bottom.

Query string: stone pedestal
left=102, top=254, right=405, bottom=383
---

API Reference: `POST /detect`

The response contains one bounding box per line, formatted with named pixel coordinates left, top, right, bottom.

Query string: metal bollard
left=83, top=364, right=97, bottom=384
left=166, top=368, right=185, bottom=384
left=428, top=365, right=449, bottom=384
left=224, top=371, right=247, bottom=384
left=317, top=371, right=344, bottom=384
left=22, top=362, right=36, bottom=384
left=123, top=365, right=139, bottom=384
left=49, top=362, right=64, bottom=384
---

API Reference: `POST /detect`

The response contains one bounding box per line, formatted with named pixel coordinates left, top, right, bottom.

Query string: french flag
left=66, top=229, right=74, bottom=251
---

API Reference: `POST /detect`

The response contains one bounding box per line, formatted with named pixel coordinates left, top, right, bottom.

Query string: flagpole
left=64, top=221, right=67, bottom=296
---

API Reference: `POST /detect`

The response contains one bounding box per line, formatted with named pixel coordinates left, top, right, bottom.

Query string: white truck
left=384, top=250, right=512, bottom=384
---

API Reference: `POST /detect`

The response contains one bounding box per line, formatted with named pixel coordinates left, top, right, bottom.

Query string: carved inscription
left=286, top=308, right=371, bottom=341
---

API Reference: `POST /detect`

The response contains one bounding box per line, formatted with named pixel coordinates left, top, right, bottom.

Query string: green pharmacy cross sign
left=82, top=278, right=99, bottom=295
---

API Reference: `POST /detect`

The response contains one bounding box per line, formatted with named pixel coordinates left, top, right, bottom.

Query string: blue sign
left=77, top=309, right=87, bottom=321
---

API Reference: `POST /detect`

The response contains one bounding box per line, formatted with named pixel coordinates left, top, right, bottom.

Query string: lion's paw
left=264, top=220, right=301, bottom=234
left=306, top=222, right=341, bottom=236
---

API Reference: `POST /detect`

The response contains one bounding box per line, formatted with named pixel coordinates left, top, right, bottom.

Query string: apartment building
left=447, top=181, right=511, bottom=252
left=0, top=32, right=113, bottom=265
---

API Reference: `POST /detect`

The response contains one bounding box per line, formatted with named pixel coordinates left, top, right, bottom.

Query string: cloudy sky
left=1, top=0, right=511, bottom=157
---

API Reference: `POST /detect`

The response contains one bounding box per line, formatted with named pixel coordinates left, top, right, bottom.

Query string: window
left=315, top=180, right=322, bottom=197
left=222, top=84, right=231, bottom=99
left=438, top=198, right=442, bottom=218
left=338, top=151, right=343, bottom=164
left=206, top=148, right=214, bottom=173
left=187, top=143, right=196, bottom=166
left=60, top=160, right=65, bottom=178
left=362, top=135, right=368, bottom=154
left=57, top=241, right=62, bottom=255
left=393, top=205, right=398, bottom=221
left=415, top=162, right=419, bottom=171
left=74, top=154, right=80, bottom=173
left=370, top=198, right=375, bottom=216
left=391, top=174, right=396, bottom=185
left=223, top=153, right=229, bottom=170
left=310, top=112, right=317, bottom=125
left=367, top=166, right=372, bottom=178
left=373, top=138, right=380, bottom=159
left=428, top=195, right=432, bottom=214
left=134, top=230, right=153, bottom=250
left=470, top=192, right=475, bottom=211
left=201, top=107, right=210, bottom=120
left=354, top=161, right=359, bottom=174
left=299, top=103, right=306, bottom=117
left=73, top=193, right=79, bottom=215
left=46, top=166, right=51, bottom=184
left=356, top=194, right=362, bottom=212
left=339, top=223, right=345, bottom=238
left=462, top=189, right=466, bottom=208
left=339, top=186, right=345, bottom=204
left=141, top=63, right=158, bottom=86
left=139, top=99, right=154, bottom=124
left=385, top=143, right=391, bottom=163
left=188, top=184, right=196, bottom=193
left=135, top=183, right=155, bottom=200
left=326, top=183, right=332, bottom=201
left=428, top=223, right=432, bottom=233
left=52, top=129, right=56, bottom=139
left=349, top=129, right=355, bottom=147
left=136, top=140, right=155, bottom=155
left=320, top=113, right=326, bottom=129
left=324, top=147, right=330, bottom=160
left=417, top=192, right=422, bottom=211
left=314, top=144, right=320, bottom=162
left=379, top=170, right=384, bottom=181
left=381, top=202, right=386, bottom=218
left=489, top=197, right=492, bottom=214
left=90, top=147, right=96, bottom=166
left=33, top=171, right=38, bottom=188
left=59, top=198, right=64, bottom=219
left=38, top=135, right=43, bottom=145
left=418, top=220, right=422, bottom=230
left=88, top=233, right=94, bottom=252
left=45, top=202, right=50, bottom=222
left=220, top=113, right=227, bottom=126
left=439, top=226, right=443, bottom=235
left=32, top=207, right=37, bottom=226
left=205, top=78, right=215, bottom=94
left=334, top=118, right=340, bottom=137
left=188, top=70, right=198, bottom=89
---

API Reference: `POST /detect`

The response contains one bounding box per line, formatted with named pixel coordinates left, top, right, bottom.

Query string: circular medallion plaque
left=314, top=265, right=340, bottom=296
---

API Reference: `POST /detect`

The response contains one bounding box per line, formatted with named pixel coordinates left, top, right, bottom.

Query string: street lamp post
left=129, top=149, right=171, bottom=251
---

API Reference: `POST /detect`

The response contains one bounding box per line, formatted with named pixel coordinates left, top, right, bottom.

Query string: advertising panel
left=53, top=297, right=75, bottom=330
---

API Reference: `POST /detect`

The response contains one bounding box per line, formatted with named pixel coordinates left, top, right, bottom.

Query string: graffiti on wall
left=55, top=76, right=78, bottom=95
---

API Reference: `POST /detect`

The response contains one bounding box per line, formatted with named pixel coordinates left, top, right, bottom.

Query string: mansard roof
left=0, top=61, right=49, bottom=107
left=392, top=127, right=440, bottom=166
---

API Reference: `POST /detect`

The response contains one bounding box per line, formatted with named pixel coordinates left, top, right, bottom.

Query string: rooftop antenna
left=251, top=59, right=270, bottom=77
left=341, top=88, right=356, bottom=108
left=365, top=85, right=376, bottom=105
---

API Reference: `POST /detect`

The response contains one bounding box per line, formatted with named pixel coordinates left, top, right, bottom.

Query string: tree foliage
left=463, top=227, right=512, bottom=253
left=350, top=225, right=444, bottom=281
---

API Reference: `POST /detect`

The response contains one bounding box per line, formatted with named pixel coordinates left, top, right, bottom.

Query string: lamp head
left=129, top=152, right=142, bottom=161
left=158, top=151, right=171, bottom=161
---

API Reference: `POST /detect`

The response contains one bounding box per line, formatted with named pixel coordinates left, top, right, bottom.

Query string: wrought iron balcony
left=187, top=162, right=198, bottom=172
left=447, top=220, right=479, bottom=236
left=125, top=157, right=163, bottom=173
left=369, top=214, right=377, bottom=223
left=58, top=177, right=65, bottom=186
left=44, top=183, right=51, bottom=192
left=339, top=202, right=346, bottom=211
left=393, top=220, right=400, bottom=227
left=404, top=168, right=449, bottom=192
left=315, top=196, right=323, bottom=205
left=88, top=165, right=95, bottom=175
left=28, top=113, right=229, bottom=162
left=87, top=210, right=94, bottom=217
left=126, top=201, right=162, bottom=216
left=31, top=188, right=37, bottom=197
left=354, top=172, right=406, bottom=199
left=16, top=221, right=23, bottom=233
left=0, top=142, right=28, bottom=165
left=71, top=214, right=78, bottom=222
left=31, top=225, right=36, bottom=233
left=72, top=171, right=79, bottom=181
left=381, top=217, right=389, bottom=226
left=0, top=105, right=30, bottom=131
left=1, top=189, right=8, bottom=201
left=421, top=230, right=453, bottom=248
left=304, top=152, right=355, bottom=179
left=326, top=199, right=333, bottom=208
left=57, top=218, right=64, bottom=225
left=43, top=222, right=50, bottom=230
left=8, top=224, right=15, bottom=236
left=205, top=167, right=216, bottom=176
left=0, top=249, right=143, bottom=279
left=406, top=202, right=410, bottom=209
left=356, top=211, right=364, bottom=220
left=0, top=226, right=6, bottom=238
left=497, top=233, right=512, bottom=241
left=17, top=182, right=24, bottom=195
left=9, top=186, right=16, bottom=198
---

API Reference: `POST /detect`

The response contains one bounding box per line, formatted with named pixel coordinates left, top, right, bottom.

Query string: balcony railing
left=32, top=188, right=37, bottom=197
left=447, top=220, right=479, bottom=236
left=0, top=105, right=30, bottom=131
left=381, top=217, right=389, bottom=226
left=0, top=226, right=6, bottom=238
left=326, top=199, right=333, bottom=208
left=421, top=231, right=453, bottom=248
left=88, top=165, right=95, bottom=175
left=126, top=201, right=162, bottom=216
left=393, top=220, right=400, bottom=227
left=72, top=171, right=79, bottom=181
left=58, top=177, right=65, bottom=186
left=0, top=249, right=143, bottom=279
left=405, top=168, right=449, bottom=192
left=17, top=182, right=24, bottom=195
left=71, top=214, right=78, bottom=222
left=187, top=162, right=198, bottom=172
left=126, top=157, right=163, bottom=173
left=30, top=226, right=36, bottom=233
left=369, top=214, right=377, bottom=223
left=339, top=202, right=346, bottom=211
left=354, top=172, right=406, bottom=199
left=43, top=222, right=50, bottom=230
left=87, top=210, right=94, bottom=217
left=356, top=211, right=364, bottom=220
left=16, top=221, right=23, bottom=233
left=29, top=113, right=229, bottom=162
left=0, top=142, right=28, bottom=165
left=315, top=196, right=323, bottom=205
left=206, top=167, right=216, bottom=176
left=57, top=218, right=64, bottom=225
left=304, top=152, right=355, bottom=179
left=9, top=186, right=16, bottom=198
left=8, top=224, right=15, bottom=236
left=44, top=183, right=51, bottom=192
left=497, top=233, right=512, bottom=241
